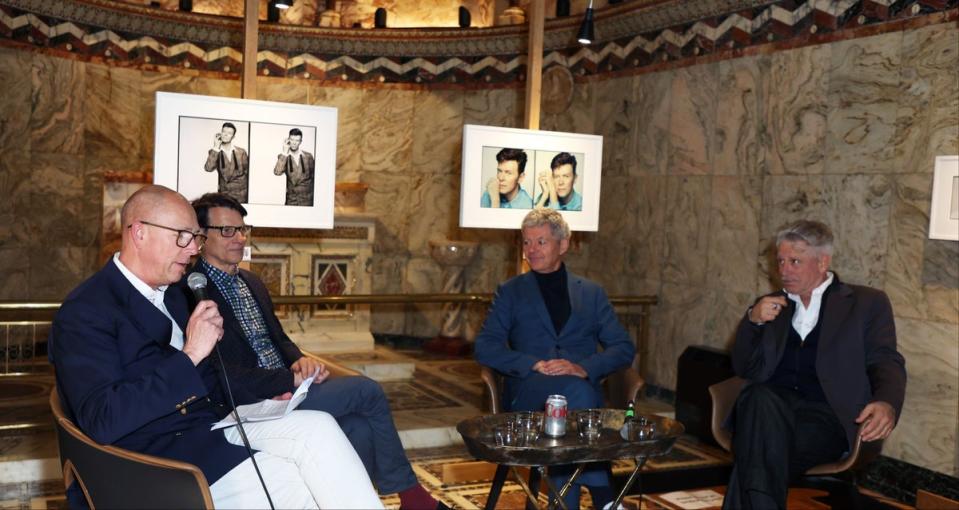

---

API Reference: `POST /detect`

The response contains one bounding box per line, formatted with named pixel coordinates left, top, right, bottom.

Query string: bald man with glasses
left=49, top=185, right=382, bottom=509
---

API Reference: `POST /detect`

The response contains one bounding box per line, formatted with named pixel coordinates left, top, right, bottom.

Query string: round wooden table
left=457, top=409, right=684, bottom=510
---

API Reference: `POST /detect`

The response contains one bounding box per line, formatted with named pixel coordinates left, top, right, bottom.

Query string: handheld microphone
left=187, top=272, right=274, bottom=509
left=187, top=272, right=209, bottom=302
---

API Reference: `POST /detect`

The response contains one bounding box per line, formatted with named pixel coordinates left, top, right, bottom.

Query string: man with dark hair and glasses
left=49, top=185, right=382, bottom=509
left=181, top=192, right=446, bottom=510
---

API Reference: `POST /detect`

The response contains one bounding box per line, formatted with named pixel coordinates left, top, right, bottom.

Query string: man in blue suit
left=181, top=192, right=445, bottom=510
left=475, top=208, right=635, bottom=510
left=49, top=185, right=381, bottom=509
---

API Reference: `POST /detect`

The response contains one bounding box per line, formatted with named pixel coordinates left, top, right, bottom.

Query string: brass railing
left=0, top=294, right=657, bottom=431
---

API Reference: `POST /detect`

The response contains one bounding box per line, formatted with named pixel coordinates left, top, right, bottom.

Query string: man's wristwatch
left=746, top=306, right=764, bottom=326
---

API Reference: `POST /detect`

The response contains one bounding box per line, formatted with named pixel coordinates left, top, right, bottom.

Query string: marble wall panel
left=539, top=78, right=594, bottom=136
left=630, top=71, right=672, bottom=176
left=661, top=176, right=711, bottom=286
left=824, top=174, right=892, bottom=289
left=701, top=288, right=754, bottom=352
left=257, top=76, right=310, bottom=105
left=0, top=247, right=30, bottom=300
left=593, top=76, right=637, bottom=177
left=30, top=54, right=86, bottom=155
left=706, top=175, right=762, bottom=294
left=309, top=85, right=368, bottom=182
left=463, top=88, right=523, bottom=129
left=85, top=65, right=143, bottom=162
left=883, top=317, right=959, bottom=476
left=714, top=56, right=766, bottom=176
left=921, top=239, right=959, bottom=288
left=667, top=64, right=717, bottom=175
left=894, top=23, right=959, bottom=175
left=18, top=153, right=94, bottom=248
left=647, top=282, right=711, bottom=389
left=404, top=256, right=444, bottom=336
left=359, top=88, right=415, bottom=174
left=825, top=33, right=901, bottom=175
left=0, top=150, right=31, bottom=246
left=0, top=48, right=32, bottom=154
left=407, top=172, right=459, bottom=257
left=463, top=241, right=511, bottom=294
left=370, top=253, right=409, bottom=334
left=885, top=173, right=933, bottom=320
left=364, top=172, right=412, bottom=254
left=29, top=246, right=96, bottom=301
left=764, top=44, right=830, bottom=175
left=411, top=90, right=463, bottom=175
left=630, top=176, right=667, bottom=282
left=589, top=175, right=635, bottom=293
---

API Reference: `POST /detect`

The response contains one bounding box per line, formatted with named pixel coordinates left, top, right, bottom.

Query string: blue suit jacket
left=179, top=263, right=304, bottom=400
left=49, top=260, right=255, bottom=483
left=474, top=269, right=635, bottom=408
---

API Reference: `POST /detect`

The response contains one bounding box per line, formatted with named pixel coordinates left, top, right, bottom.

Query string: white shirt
left=785, top=271, right=834, bottom=341
left=113, top=253, right=185, bottom=350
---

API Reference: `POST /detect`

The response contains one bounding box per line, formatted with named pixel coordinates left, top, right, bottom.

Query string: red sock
left=398, top=484, right=438, bottom=510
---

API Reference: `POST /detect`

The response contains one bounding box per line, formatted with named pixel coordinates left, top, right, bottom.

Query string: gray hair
left=521, top=208, right=570, bottom=241
left=775, top=220, right=834, bottom=255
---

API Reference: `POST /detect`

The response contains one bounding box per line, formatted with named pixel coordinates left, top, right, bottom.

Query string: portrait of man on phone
left=204, top=122, right=250, bottom=203
left=274, top=128, right=316, bottom=207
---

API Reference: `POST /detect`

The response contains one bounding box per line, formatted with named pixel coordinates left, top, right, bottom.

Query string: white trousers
left=210, top=410, right=384, bottom=509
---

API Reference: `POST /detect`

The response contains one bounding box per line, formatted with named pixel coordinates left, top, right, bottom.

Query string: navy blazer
left=49, top=260, right=255, bottom=483
left=180, top=263, right=303, bottom=399
left=474, top=269, right=635, bottom=407
left=731, top=278, right=907, bottom=449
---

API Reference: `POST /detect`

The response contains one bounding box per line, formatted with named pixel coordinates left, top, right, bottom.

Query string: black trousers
left=722, top=383, right=848, bottom=510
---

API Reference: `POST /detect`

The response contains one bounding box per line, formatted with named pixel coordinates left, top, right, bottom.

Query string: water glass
left=513, top=411, right=542, bottom=444
left=577, top=410, right=604, bottom=441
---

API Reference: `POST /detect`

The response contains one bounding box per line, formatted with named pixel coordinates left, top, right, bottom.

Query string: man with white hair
left=722, top=219, right=906, bottom=509
left=475, top=208, right=635, bottom=510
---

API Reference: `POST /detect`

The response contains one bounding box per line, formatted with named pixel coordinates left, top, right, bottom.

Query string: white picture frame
left=928, top=155, right=959, bottom=241
left=459, top=124, right=603, bottom=231
left=154, top=92, right=338, bottom=229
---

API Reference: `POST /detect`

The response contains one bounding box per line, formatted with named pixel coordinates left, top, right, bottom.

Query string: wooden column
left=241, top=0, right=258, bottom=99
left=523, top=0, right=544, bottom=130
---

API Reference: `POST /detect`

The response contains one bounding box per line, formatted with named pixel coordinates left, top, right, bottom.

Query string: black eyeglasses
left=131, top=220, right=207, bottom=248
left=205, top=224, right=252, bottom=238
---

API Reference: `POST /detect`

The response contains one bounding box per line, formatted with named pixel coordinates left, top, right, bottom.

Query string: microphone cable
left=213, top=341, right=276, bottom=510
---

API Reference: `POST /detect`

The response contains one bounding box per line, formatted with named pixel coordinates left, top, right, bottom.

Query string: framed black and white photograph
left=928, top=155, right=959, bottom=241
left=460, top=125, right=602, bottom=231
left=155, top=92, right=337, bottom=229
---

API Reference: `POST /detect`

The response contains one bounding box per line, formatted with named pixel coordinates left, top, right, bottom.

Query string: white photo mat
left=928, top=155, right=959, bottom=241
left=459, top=124, right=604, bottom=231
left=154, top=92, right=338, bottom=229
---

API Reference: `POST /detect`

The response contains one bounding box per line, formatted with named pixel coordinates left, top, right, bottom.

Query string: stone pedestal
left=423, top=239, right=478, bottom=355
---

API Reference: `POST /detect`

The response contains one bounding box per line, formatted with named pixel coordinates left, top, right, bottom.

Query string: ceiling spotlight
left=275, top=0, right=292, bottom=9
left=577, top=1, right=595, bottom=45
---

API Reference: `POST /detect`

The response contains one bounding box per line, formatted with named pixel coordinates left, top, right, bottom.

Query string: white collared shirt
left=785, top=271, right=834, bottom=341
left=113, top=253, right=185, bottom=350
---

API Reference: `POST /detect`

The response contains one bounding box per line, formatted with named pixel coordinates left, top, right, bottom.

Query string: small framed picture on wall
left=928, top=155, right=959, bottom=241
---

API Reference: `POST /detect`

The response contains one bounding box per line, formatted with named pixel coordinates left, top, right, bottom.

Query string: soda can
left=544, top=394, right=568, bottom=437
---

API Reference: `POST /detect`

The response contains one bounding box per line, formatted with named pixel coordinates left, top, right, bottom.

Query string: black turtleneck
left=533, top=264, right=571, bottom=335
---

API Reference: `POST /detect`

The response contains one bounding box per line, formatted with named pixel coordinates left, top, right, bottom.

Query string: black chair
left=50, top=387, right=214, bottom=509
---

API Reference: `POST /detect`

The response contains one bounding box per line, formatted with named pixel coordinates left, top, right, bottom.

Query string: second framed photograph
left=460, top=124, right=603, bottom=231
left=154, top=92, right=337, bottom=229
